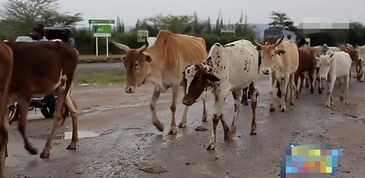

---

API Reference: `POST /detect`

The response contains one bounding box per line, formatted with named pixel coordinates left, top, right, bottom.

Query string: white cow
left=182, top=40, right=259, bottom=150
left=317, top=51, right=352, bottom=107
left=356, top=45, right=365, bottom=82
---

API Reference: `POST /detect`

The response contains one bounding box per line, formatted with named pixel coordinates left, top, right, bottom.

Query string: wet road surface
left=5, top=73, right=365, bottom=178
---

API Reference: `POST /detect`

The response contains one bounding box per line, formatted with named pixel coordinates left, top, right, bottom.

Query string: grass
left=75, top=69, right=125, bottom=85
left=79, top=55, right=121, bottom=63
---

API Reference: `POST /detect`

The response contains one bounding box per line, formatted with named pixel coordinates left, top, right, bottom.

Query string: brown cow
left=0, top=42, right=13, bottom=178
left=4, top=41, right=79, bottom=159
left=113, top=30, right=207, bottom=135
left=295, top=47, right=317, bottom=96
left=339, top=44, right=359, bottom=78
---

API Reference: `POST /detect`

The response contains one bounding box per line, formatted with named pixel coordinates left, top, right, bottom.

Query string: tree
left=141, top=14, right=193, bottom=34
left=269, top=11, right=297, bottom=32
left=205, top=17, right=212, bottom=33
left=0, top=0, right=82, bottom=38
left=116, top=16, right=125, bottom=33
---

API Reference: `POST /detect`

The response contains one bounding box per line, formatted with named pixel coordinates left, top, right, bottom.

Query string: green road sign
left=89, top=19, right=115, bottom=24
left=92, top=25, right=112, bottom=37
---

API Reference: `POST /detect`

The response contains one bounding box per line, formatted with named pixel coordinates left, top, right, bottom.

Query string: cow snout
left=262, top=68, right=270, bottom=75
left=182, top=97, right=195, bottom=106
left=320, top=76, right=327, bottom=81
left=125, top=86, right=135, bottom=93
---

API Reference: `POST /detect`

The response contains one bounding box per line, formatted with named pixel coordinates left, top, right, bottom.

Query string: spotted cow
left=182, top=40, right=259, bottom=150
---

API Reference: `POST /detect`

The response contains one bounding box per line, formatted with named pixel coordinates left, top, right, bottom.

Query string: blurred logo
left=280, top=143, right=343, bottom=178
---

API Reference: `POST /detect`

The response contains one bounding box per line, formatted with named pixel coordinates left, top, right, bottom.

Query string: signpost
left=137, top=30, right=149, bottom=42
left=89, top=19, right=115, bottom=56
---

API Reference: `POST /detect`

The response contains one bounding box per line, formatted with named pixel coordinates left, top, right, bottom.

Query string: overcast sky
left=1, top=0, right=364, bottom=27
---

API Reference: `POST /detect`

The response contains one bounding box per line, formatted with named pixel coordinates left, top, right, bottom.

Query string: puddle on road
left=61, top=131, right=99, bottom=140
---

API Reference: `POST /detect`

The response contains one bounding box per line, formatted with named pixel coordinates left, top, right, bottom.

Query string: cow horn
left=251, top=36, right=262, bottom=48
left=274, top=36, right=284, bottom=47
left=112, top=42, right=130, bottom=52
left=137, top=40, right=149, bottom=53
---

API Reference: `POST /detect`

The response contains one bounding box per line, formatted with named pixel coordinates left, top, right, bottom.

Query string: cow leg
left=150, top=87, right=163, bottom=132
left=179, top=84, right=189, bottom=128
left=309, top=69, right=315, bottom=94
left=168, top=85, right=178, bottom=135
left=228, top=90, right=242, bottom=140
left=241, top=88, right=248, bottom=105
left=250, top=84, right=259, bottom=135
left=202, top=100, right=208, bottom=122
left=65, top=94, right=79, bottom=150
left=207, top=94, right=224, bottom=150
left=40, top=76, right=67, bottom=158
left=0, top=106, right=10, bottom=178
left=17, top=99, right=37, bottom=155
left=269, top=75, right=277, bottom=112
left=294, top=72, right=300, bottom=98
left=279, top=75, right=289, bottom=112
left=326, top=78, right=336, bottom=107
left=290, top=73, right=296, bottom=106
left=344, top=75, right=350, bottom=105
left=207, top=114, right=221, bottom=150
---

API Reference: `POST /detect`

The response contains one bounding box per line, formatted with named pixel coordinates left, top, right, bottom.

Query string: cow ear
left=145, top=55, right=152, bottom=63
left=205, top=73, right=220, bottom=82
left=329, top=53, right=334, bottom=58
left=121, top=55, right=126, bottom=62
left=276, top=49, right=286, bottom=56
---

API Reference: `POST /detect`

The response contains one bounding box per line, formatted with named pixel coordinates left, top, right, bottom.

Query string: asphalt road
left=5, top=65, right=365, bottom=178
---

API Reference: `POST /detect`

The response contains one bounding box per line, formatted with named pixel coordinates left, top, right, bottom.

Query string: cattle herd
left=0, top=30, right=364, bottom=177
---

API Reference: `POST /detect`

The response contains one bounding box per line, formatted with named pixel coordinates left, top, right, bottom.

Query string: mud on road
left=5, top=72, right=365, bottom=178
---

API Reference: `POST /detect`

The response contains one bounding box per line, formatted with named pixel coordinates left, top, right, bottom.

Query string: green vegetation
left=75, top=69, right=125, bottom=85
left=79, top=55, right=121, bottom=63
left=0, top=0, right=82, bottom=40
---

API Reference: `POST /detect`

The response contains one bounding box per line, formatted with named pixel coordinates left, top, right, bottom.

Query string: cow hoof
left=66, top=144, right=77, bottom=150
left=25, top=145, right=38, bottom=155
left=178, top=122, right=187, bottom=128
left=40, top=151, right=50, bottom=158
left=250, top=130, right=257, bottom=135
left=290, top=102, right=294, bottom=106
left=169, top=128, right=177, bottom=135
left=326, top=104, right=331, bottom=108
left=318, top=89, right=323, bottom=94
left=280, top=107, right=286, bottom=112
left=206, top=144, right=216, bottom=150
left=310, top=88, right=314, bottom=94
left=345, top=101, right=349, bottom=105
left=269, top=108, right=275, bottom=112
left=153, top=121, right=164, bottom=132
left=202, top=116, right=208, bottom=123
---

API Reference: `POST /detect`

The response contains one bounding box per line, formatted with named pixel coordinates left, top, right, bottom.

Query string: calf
left=317, top=51, right=352, bottom=107
left=0, top=43, right=13, bottom=178
left=5, top=41, right=79, bottom=159
left=182, top=40, right=259, bottom=150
